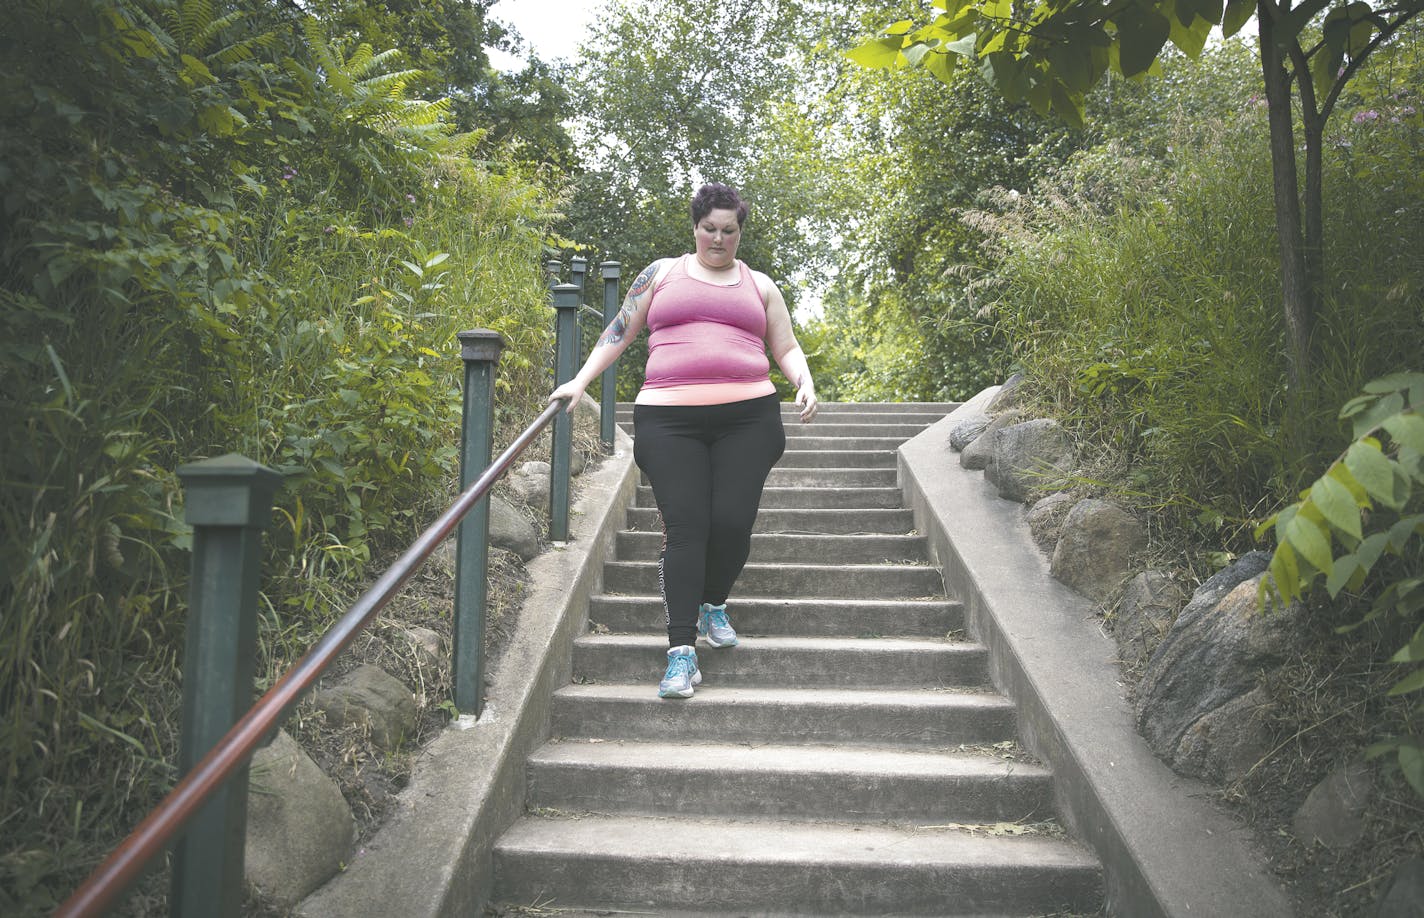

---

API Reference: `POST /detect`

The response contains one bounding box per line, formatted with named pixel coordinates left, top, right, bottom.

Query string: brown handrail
left=57, top=398, right=568, bottom=918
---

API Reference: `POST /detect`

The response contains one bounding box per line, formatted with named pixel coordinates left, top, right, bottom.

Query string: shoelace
left=704, top=608, right=730, bottom=629
left=666, top=654, right=696, bottom=679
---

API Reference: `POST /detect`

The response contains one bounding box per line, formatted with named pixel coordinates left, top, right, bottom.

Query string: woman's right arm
left=548, top=260, right=663, bottom=412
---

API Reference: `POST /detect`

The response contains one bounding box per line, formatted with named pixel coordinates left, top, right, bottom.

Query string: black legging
left=633, top=394, right=786, bottom=648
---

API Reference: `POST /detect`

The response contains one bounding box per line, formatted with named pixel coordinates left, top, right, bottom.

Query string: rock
left=490, top=495, right=540, bottom=560
left=1172, top=686, right=1274, bottom=784
left=510, top=461, right=551, bottom=508
left=1027, top=492, right=1077, bottom=550
left=985, top=372, right=1026, bottom=413
left=948, top=413, right=991, bottom=452
left=1376, top=857, right=1424, bottom=918
left=1049, top=499, right=1146, bottom=601
left=245, top=730, right=354, bottom=906
left=312, top=664, right=417, bottom=751
left=960, top=409, right=1025, bottom=471
left=571, top=448, right=587, bottom=477
left=991, top=419, right=1076, bottom=503
left=1135, top=552, right=1305, bottom=780
left=400, top=625, right=443, bottom=671
left=1113, top=570, right=1187, bottom=664
left=1293, top=762, right=1373, bottom=849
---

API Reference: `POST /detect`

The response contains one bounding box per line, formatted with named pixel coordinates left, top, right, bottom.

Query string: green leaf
left=1352, top=391, right=1405, bottom=439
left=1222, top=0, right=1254, bottom=36
left=1356, top=530, right=1391, bottom=572
left=1326, top=462, right=1369, bottom=505
left=1270, top=541, right=1302, bottom=602
left=1115, top=5, right=1172, bottom=77
left=1285, top=512, right=1334, bottom=574
left=1387, top=515, right=1424, bottom=551
left=1401, top=744, right=1424, bottom=798
left=1325, top=554, right=1360, bottom=597
left=1363, top=371, right=1424, bottom=395
left=1168, top=14, right=1212, bottom=58
left=1345, top=440, right=1399, bottom=506
left=1391, top=624, right=1424, bottom=663
left=904, top=42, right=932, bottom=67
left=1310, top=474, right=1363, bottom=540
left=1384, top=412, right=1424, bottom=454
left=1046, top=42, right=1094, bottom=93
left=1388, top=668, right=1424, bottom=696
left=848, top=36, right=907, bottom=68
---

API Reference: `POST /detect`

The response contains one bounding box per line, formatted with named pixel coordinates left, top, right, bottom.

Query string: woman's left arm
left=760, top=274, right=818, bottom=424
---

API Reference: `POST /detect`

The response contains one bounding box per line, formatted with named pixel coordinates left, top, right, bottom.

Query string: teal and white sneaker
left=697, top=603, right=739, bottom=648
left=658, top=645, right=702, bottom=699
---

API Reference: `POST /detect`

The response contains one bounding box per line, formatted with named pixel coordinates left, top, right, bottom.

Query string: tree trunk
left=1256, top=3, right=1315, bottom=394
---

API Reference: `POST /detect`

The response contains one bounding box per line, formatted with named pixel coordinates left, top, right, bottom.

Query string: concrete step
left=626, top=507, right=915, bottom=535
left=586, top=595, right=964, bottom=638
left=783, top=422, right=935, bottom=438
left=525, top=740, right=1055, bottom=825
left=602, top=561, right=944, bottom=599
left=551, top=684, right=1016, bottom=748
left=615, top=531, right=929, bottom=564
left=572, top=634, right=986, bottom=688
left=616, top=401, right=958, bottom=418
left=634, top=484, right=906, bottom=510
left=492, top=814, right=1102, bottom=916
left=777, top=449, right=897, bottom=469
left=762, top=467, right=901, bottom=488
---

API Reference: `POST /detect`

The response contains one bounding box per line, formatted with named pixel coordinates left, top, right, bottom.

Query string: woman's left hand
left=795, top=382, right=818, bottom=424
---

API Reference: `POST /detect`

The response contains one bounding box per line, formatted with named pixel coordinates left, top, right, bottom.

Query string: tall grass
left=991, top=94, right=1423, bottom=547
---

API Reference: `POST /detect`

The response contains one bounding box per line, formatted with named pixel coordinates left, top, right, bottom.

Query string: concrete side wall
left=300, top=430, right=639, bottom=918
left=898, top=395, right=1293, bottom=918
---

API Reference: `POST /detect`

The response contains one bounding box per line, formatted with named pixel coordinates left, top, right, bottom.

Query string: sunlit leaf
left=1310, top=474, right=1363, bottom=540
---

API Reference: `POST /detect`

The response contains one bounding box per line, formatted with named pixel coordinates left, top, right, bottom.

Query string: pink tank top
left=641, top=255, right=770, bottom=390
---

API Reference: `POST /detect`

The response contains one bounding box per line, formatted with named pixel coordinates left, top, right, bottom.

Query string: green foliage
left=1258, top=374, right=1424, bottom=797
left=0, top=0, right=561, bottom=910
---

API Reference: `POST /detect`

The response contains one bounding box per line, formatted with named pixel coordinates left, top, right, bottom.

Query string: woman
left=549, top=182, right=818, bottom=699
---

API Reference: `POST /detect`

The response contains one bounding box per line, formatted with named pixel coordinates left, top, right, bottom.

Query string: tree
left=852, top=0, right=1424, bottom=398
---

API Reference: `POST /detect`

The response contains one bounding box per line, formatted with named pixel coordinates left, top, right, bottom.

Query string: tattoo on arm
left=598, top=262, right=658, bottom=347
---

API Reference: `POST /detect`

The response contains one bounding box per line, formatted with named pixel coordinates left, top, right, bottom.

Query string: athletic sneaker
left=697, top=603, right=739, bottom=648
left=658, top=645, right=702, bottom=699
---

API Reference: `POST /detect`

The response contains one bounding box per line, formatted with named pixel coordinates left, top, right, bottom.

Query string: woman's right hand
left=548, top=380, right=586, bottom=414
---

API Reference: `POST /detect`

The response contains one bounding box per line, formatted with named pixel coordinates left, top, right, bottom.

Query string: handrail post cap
left=458, top=329, right=505, bottom=363
left=600, top=261, right=621, bottom=278
left=570, top=256, right=588, bottom=269
left=551, top=284, right=581, bottom=308
left=177, top=454, right=282, bottom=528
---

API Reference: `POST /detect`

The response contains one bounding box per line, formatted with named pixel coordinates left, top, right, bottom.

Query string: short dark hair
left=690, top=182, right=748, bottom=227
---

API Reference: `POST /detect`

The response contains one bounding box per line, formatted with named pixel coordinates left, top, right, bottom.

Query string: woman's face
left=693, top=208, right=742, bottom=268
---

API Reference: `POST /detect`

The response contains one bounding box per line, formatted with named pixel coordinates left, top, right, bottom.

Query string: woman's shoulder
left=741, top=263, right=779, bottom=305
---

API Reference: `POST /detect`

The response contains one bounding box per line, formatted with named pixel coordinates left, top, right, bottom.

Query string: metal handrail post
left=171, top=455, right=281, bottom=918
left=453, top=330, right=504, bottom=715
left=570, top=256, right=588, bottom=369
left=549, top=284, right=579, bottom=541
left=544, top=258, right=562, bottom=289
left=599, top=261, right=621, bottom=452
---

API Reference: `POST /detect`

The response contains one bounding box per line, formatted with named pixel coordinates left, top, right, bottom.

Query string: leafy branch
left=1257, top=371, right=1424, bottom=795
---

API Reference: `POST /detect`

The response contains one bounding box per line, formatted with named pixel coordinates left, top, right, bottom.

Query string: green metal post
left=544, top=258, right=562, bottom=289
left=172, top=455, right=281, bottom=918
left=570, top=256, right=588, bottom=369
left=550, top=284, right=579, bottom=542
left=454, top=329, right=503, bottom=715
left=599, top=261, right=621, bottom=452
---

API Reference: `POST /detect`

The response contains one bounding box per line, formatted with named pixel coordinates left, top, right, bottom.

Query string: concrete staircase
left=488, top=403, right=1104, bottom=916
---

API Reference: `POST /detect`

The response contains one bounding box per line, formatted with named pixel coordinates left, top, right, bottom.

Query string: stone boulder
left=960, top=409, right=1025, bottom=471
left=1135, top=552, right=1306, bottom=781
left=490, top=495, right=540, bottom=561
left=400, top=625, right=443, bottom=672
left=245, top=730, right=354, bottom=907
left=1027, top=492, right=1077, bottom=551
left=985, top=372, right=1026, bottom=413
left=1113, top=570, right=1187, bottom=665
left=948, top=413, right=991, bottom=452
left=1293, top=762, right=1373, bottom=849
left=1376, top=857, right=1424, bottom=918
left=1049, top=499, right=1146, bottom=601
left=510, top=460, right=551, bottom=509
left=312, top=664, right=417, bottom=751
left=990, top=419, right=1076, bottom=503
left=1172, top=685, right=1274, bottom=784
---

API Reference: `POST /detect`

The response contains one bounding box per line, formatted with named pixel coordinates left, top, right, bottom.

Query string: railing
left=57, top=258, right=622, bottom=917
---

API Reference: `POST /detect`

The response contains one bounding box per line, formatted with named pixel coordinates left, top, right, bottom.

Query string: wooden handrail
left=57, top=399, right=567, bottom=917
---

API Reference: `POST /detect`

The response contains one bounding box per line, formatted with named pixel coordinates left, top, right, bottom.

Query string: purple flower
left=405, top=194, right=416, bottom=204
left=1352, top=110, right=1380, bottom=123
left=281, top=166, right=298, bottom=180
left=403, top=216, right=414, bottom=227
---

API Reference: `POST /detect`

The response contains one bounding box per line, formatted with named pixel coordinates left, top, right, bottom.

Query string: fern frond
left=302, top=16, right=353, bottom=94
left=115, top=0, right=177, bottom=56
left=196, top=9, right=244, bottom=51
left=177, top=0, right=216, bottom=49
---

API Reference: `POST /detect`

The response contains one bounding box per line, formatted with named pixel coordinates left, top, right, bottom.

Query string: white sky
left=488, top=0, right=599, bottom=71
